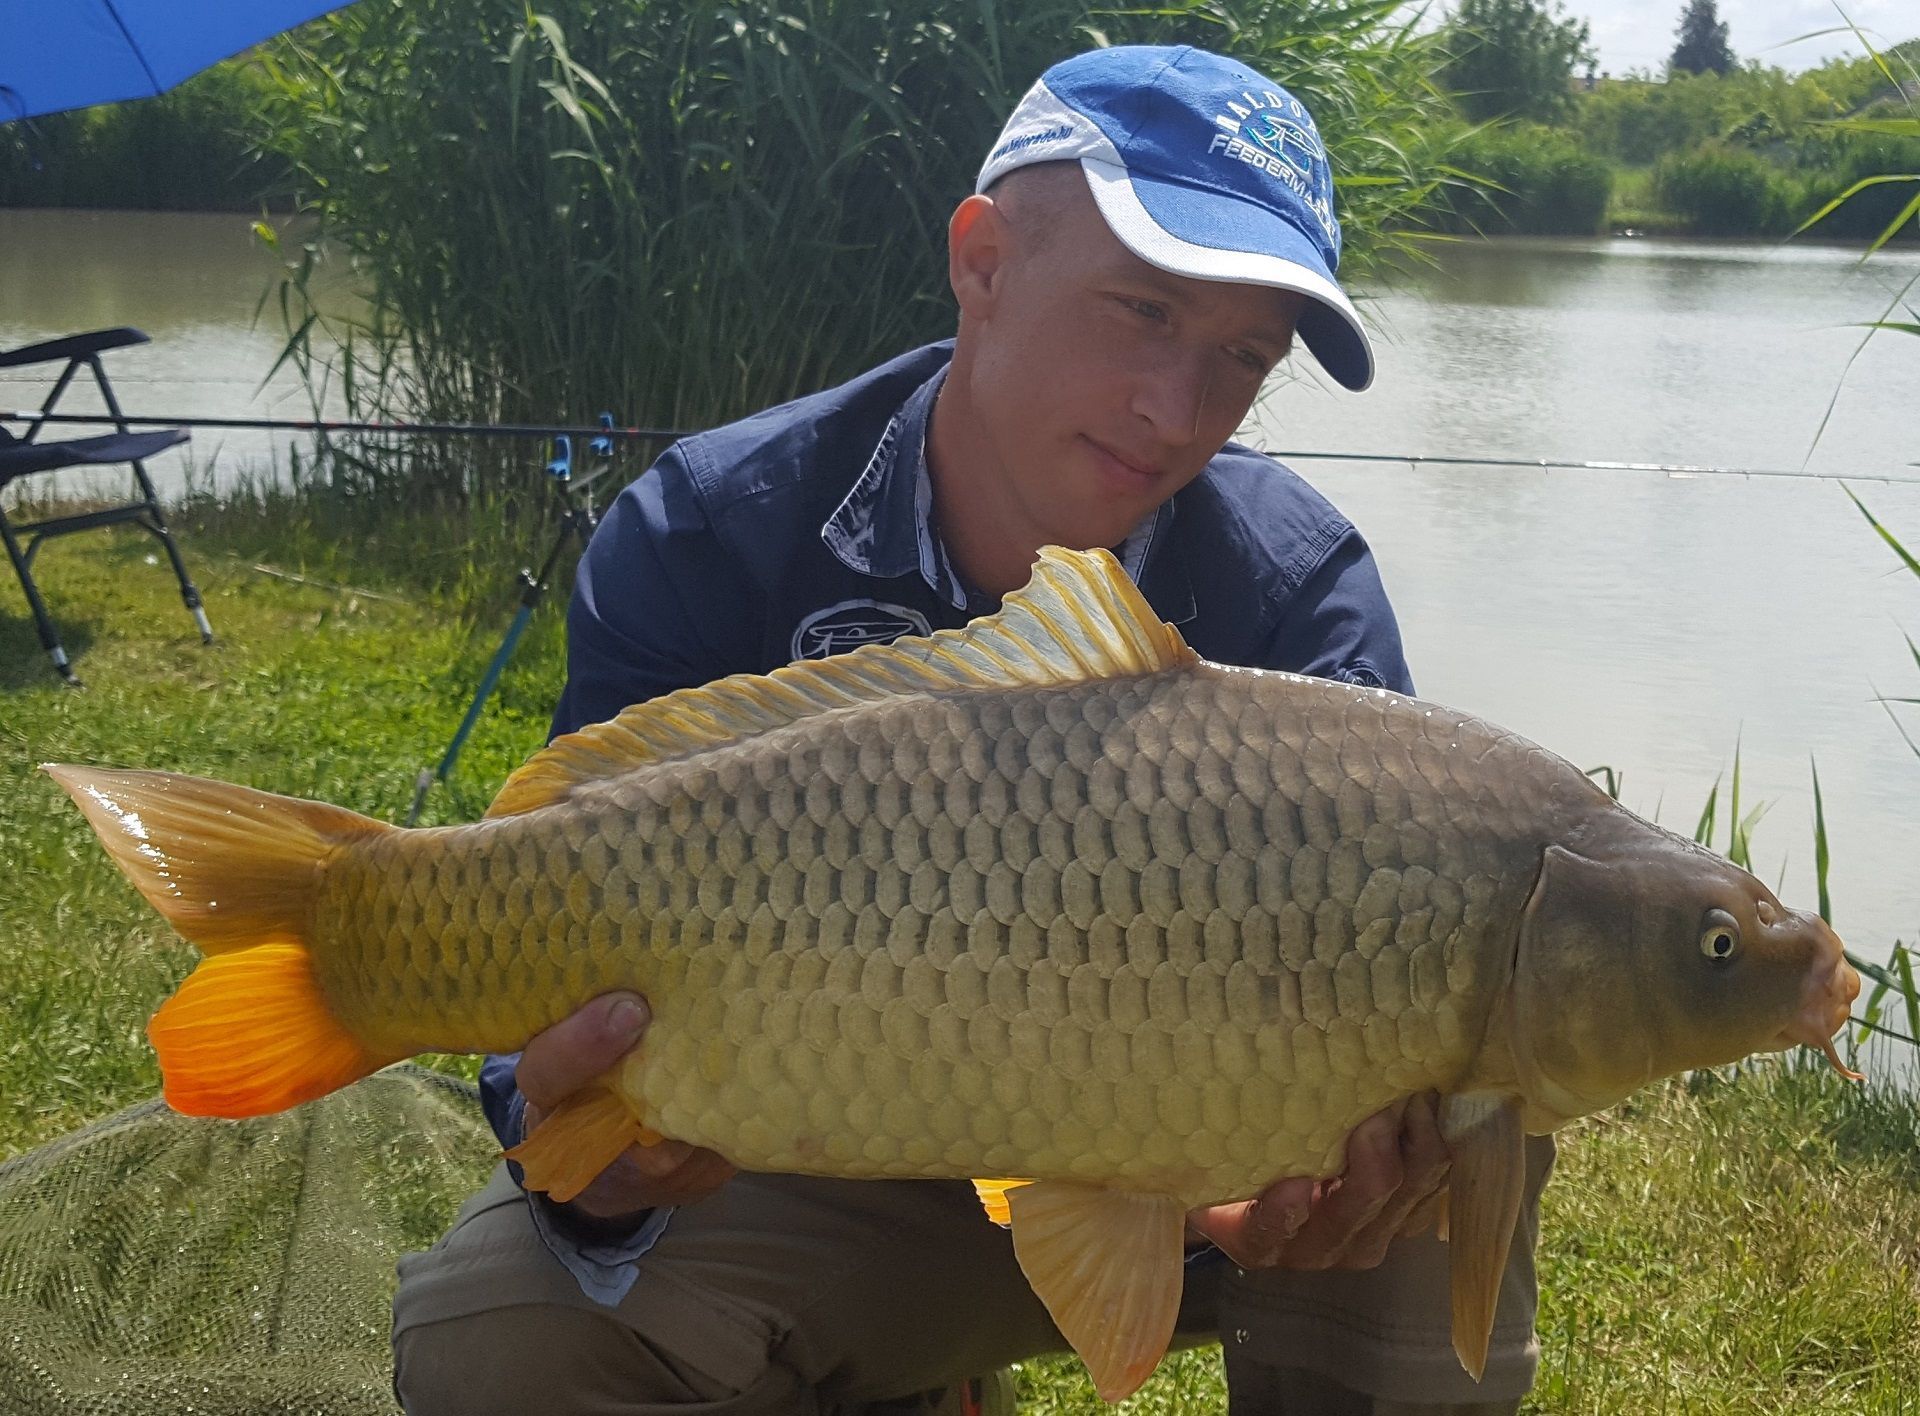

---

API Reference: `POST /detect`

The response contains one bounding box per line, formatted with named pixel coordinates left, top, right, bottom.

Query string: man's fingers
left=572, top=1142, right=736, bottom=1216
left=1188, top=1095, right=1457, bottom=1273
left=516, top=993, right=650, bottom=1112
left=627, top=1137, right=704, bottom=1179
left=1322, top=1095, right=1452, bottom=1268
left=1279, top=1108, right=1404, bottom=1268
left=1187, top=1176, right=1316, bottom=1267
left=1399, top=1183, right=1449, bottom=1239
left=1399, top=1091, right=1451, bottom=1191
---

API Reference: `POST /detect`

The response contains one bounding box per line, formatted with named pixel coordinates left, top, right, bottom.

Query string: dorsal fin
left=484, top=545, right=1195, bottom=818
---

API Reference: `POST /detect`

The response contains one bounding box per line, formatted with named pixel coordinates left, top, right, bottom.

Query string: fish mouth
left=1775, top=925, right=1864, bottom=1081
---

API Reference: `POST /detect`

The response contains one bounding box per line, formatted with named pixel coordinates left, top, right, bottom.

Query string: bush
left=0, top=60, right=289, bottom=210
left=1576, top=58, right=1891, bottom=167
left=1796, top=132, right=1920, bottom=243
left=1649, top=141, right=1795, bottom=235
left=1432, top=123, right=1613, bottom=234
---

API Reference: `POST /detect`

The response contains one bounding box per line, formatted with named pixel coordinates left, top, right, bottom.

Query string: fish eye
left=1699, top=909, right=1741, bottom=962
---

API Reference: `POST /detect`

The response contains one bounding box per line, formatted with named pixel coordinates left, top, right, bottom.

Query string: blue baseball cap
left=977, top=45, right=1374, bottom=392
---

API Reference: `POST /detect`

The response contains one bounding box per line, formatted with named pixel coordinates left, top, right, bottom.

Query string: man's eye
left=1232, top=347, right=1270, bottom=374
left=1119, top=297, right=1167, bottom=323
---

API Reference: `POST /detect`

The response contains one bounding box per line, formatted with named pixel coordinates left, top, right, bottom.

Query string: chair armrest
left=0, top=328, right=151, bottom=370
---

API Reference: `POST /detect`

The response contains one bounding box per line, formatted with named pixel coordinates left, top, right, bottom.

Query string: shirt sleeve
left=1256, top=523, right=1415, bottom=697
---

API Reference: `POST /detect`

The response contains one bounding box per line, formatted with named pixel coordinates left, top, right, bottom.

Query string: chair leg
left=130, top=458, right=214, bottom=645
left=0, top=511, right=80, bottom=684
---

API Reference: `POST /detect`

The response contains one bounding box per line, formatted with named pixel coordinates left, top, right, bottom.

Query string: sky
left=1560, top=0, right=1912, bottom=77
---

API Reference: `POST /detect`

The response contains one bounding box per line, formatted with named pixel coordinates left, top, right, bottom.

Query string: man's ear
left=948, top=193, right=1010, bottom=318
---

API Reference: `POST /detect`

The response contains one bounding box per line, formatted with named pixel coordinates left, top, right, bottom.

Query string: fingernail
left=1278, top=1205, right=1307, bottom=1238
left=607, top=997, right=649, bottom=1038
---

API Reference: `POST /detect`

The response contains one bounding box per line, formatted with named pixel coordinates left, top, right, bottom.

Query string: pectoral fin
left=505, top=1081, right=662, bottom=1204
left=1439, top=1093, right=1525, bottom=1382
left=1004, top=1181, right=1186, bottom=1403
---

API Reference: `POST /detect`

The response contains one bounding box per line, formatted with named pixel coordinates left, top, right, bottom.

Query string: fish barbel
left=47, top=546, right=1860, bottom=1401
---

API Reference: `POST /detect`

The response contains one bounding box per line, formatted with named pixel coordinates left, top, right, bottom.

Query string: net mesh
left=0, top=1065, right=495, bottom=1416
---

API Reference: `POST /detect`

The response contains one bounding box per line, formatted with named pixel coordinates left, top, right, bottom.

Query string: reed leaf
left=1693, top=776, right=1719, bottom=848
left=1810, top=756, right=1831, bottom=925
left=1895, top=945, right=1920, bottom=1054
left=1843, top=484, right=1920, bottom=578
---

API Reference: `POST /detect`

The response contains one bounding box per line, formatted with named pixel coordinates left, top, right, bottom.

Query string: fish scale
left=303, top=668, right=1535, bottom=1207
left=49, top=545, right=1859, bottom=1401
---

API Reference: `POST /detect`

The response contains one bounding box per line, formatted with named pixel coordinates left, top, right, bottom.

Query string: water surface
left=4, top=217, right=1917, bottom=996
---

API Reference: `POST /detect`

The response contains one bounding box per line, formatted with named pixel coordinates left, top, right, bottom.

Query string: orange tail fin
left=44, top=765, right=401, bottom=1116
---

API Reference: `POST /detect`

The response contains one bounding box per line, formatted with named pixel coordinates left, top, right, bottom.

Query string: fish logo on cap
left=1243, top=111, right=1322, bottom=179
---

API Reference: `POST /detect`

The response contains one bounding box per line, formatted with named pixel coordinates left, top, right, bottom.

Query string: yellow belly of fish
left=314, top=669, right=1528, bottom=1207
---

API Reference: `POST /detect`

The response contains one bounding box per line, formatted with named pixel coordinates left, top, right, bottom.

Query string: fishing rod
left=1261, top=447, right=1920, bottom=488
left=0, top=409, right=689, bottom=442
left=7, top=411, right=1916, bottom=486
left=405, top=426, right=620, bottom=827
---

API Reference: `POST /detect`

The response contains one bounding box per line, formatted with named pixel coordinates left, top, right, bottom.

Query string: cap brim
left=1080, top=158, right=1374, bottom=392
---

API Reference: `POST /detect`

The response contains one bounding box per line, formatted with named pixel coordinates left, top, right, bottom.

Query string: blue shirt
left=480, top=340, right=1413, bottom=1295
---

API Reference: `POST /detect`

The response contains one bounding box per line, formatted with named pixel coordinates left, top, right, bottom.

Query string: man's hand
left=517, top=992, right=736, bottom=1224
left=1185, top=1092, right=1450, bottom=1270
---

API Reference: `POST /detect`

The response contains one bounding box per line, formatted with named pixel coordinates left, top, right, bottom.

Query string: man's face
left=946, top=168, right=1307, bottom=555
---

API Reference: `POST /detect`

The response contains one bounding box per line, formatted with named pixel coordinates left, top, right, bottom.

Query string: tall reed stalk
left=254, top=0, right=1453, bottom=502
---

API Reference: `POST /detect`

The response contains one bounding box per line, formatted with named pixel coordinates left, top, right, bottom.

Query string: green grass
left=0, top=494, right=569, bottom=1155
left=3, top=498, right=1918, bottom=1412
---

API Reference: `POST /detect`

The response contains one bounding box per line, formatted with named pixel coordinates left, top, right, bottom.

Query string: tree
left=1443, top=0, right=1597, bottom=124
left=1670, top=0, right=1736, bottom=76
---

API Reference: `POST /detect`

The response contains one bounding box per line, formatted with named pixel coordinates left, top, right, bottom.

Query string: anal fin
left=505, top=1082, right=661, bottom=1204
left=1439, top=1093, right=1526, bottom=1382
left=972, top=1177, right=1034, bottom=1227
left=1005, top=1181, right=1186, bottom=1403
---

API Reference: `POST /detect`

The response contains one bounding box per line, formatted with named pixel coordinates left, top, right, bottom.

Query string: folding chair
left=0, top=327, right=213, bottom=684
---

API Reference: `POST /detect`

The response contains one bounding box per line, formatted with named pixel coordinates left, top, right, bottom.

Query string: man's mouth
left=1083, top=435, right=1159, bottom=486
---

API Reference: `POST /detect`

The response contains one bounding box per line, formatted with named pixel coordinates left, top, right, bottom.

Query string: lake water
left=3, top=213, right=1918, bottom=1005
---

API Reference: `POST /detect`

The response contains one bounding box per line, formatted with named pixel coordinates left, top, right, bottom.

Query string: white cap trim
left=976, top=80, right=1122, bottom=191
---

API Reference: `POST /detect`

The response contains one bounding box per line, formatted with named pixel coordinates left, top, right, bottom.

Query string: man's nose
left=1127, top=350, right=1213, bottom=445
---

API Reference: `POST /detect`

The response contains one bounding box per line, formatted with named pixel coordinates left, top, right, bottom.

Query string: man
left=392, top=44, right=1550, bottom=1415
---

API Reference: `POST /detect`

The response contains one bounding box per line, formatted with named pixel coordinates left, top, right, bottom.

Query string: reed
left=250, top=0, right=1455, bottom=503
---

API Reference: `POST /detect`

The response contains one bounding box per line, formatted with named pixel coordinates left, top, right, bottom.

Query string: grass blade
left=1809, top=756, right=1832, bottom=925
left=1843, top=484, right=1920, bottom=578
left=1896, top=944, right=1920, bottom=1052
left=1693, top=777, right=1720, bottom=848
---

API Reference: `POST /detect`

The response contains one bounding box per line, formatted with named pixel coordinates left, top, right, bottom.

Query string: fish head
left=1508, top=837, right=1861, bottom=1128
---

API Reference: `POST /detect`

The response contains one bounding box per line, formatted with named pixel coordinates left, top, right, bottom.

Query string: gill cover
left=1508, top=844, right=1643, bottom=1129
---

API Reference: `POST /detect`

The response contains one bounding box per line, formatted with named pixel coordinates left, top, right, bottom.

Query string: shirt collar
left=821, top=360, right=1193, bottom=624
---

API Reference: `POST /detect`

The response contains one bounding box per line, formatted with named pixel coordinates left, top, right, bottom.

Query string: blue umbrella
left=0, top=1, right=355, bottom=123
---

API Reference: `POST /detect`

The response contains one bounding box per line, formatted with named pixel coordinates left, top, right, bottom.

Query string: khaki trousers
left=392, top=1146, right=1548, bottom=1415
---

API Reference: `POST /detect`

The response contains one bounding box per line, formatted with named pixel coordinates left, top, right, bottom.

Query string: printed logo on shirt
left=791, top=600, right=932, bottom=660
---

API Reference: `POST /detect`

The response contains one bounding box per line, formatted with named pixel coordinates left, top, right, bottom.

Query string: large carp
left=48, top=546, right=1859, bottom=1401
